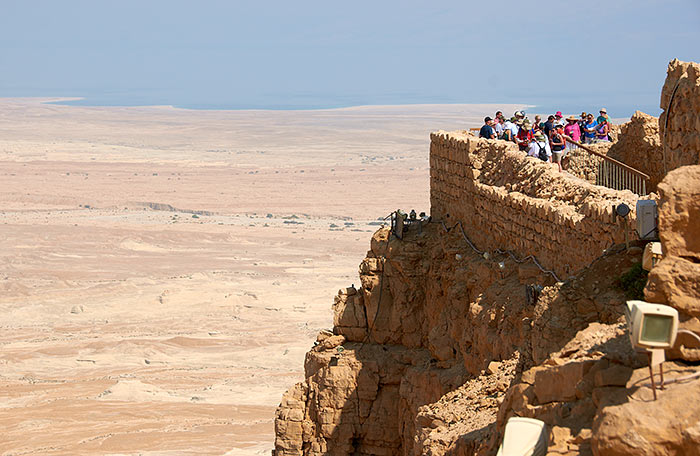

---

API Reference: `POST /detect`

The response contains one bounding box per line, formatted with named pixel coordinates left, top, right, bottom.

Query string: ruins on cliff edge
left=273, top=59, right=700, bottom=455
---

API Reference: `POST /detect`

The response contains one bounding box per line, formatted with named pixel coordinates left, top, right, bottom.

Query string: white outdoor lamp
left=496, top=417, right=547, bottom=456
left=625, top=300, right=679, bottom=399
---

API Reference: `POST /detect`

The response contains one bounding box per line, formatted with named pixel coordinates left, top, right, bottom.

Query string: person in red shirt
left=516, top=120, right=533, bottom=152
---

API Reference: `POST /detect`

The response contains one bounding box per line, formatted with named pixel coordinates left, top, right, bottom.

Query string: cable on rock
left=439, top=220, right=561, bottom=282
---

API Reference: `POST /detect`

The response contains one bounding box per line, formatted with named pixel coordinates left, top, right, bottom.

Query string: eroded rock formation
left=274, top=221, right=652, bottom=455
left=660, top=59, right=700, bottom=172
left=607, top=111, right=664, bottom=191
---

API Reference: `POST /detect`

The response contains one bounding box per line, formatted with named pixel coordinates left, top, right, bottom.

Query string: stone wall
left=430, top=131, right=640, bottom=278
left=565, top=141, right=613, bottom=184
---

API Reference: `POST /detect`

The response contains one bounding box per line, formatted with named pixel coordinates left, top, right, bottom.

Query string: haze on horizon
left=2, top=0, right=700, bottom=115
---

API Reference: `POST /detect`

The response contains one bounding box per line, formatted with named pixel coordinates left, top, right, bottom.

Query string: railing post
left=564, top=137, right=649, bottom=195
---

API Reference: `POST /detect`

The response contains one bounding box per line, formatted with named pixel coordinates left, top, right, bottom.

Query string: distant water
left=28, top=89, right=661, bottom=118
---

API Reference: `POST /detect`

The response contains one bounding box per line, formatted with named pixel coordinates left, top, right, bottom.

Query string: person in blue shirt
left=479, top=117, right=496, bottom=139
left=583, top=113, right=598, bottom=144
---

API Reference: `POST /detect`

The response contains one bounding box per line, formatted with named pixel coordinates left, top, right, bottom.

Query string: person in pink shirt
left=563, top=115, right=581, bottom=154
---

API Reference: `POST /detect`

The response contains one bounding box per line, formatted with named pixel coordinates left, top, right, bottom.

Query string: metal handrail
left=565, top=137, right=650, bottom=195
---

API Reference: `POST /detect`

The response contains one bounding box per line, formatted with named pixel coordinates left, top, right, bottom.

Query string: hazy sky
left=2, top=0, right=699, bottom=114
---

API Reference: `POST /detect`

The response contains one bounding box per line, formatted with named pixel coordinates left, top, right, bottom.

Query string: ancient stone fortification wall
left=659, top=59, right=700, bottom=172
left=563, top=142, right=612, bottom=184
left=429, top=131, right=639, bottom=277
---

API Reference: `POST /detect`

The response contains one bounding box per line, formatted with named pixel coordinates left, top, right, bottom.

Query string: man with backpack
left=527, top=131, right=551, bottom=162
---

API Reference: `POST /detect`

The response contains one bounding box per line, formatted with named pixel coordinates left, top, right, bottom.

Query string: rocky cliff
left=607, top=111, right=664, bottom=191
left=659, top=59, right=700, bottom=173
left=273, top=60, right=700, bottom=456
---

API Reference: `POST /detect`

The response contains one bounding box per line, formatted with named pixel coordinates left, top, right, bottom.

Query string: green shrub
left=617, top=263, right=648, bottom=300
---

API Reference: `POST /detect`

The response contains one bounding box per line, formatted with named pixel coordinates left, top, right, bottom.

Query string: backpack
left=536, top=142, right=548, bottom=161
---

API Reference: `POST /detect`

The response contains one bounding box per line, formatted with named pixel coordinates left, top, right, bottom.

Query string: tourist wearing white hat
left=528, top=131, right=551, bottom=162
left=564, top=115, right=581, bottom=155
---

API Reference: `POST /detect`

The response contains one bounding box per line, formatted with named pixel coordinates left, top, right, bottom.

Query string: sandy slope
left=0, top=99, right=524, bottom=455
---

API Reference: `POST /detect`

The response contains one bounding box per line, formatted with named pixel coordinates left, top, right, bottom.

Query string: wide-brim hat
left=599, top=108, right=607, bottom=113
left=566, top=115, right=577, bottom=122
left=534, top=133, right=545, bottom=141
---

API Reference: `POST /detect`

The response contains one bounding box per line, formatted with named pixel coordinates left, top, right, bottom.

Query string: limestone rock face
left=659, top=59, right=700, bottom=173
left=655, top=166, right=700, bottom=260
left=274, top=224, right=646, bottom=456
left=592, top=368, right=700, bottom=455
left=607, top=111, right=663, bottom=191
left=645, top=165, right=700, bottom=363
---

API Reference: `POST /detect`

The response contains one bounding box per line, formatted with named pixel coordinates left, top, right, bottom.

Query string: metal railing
left=565, top=138, right=650, bottom=195
left=462, top=128, right=650, bottom=195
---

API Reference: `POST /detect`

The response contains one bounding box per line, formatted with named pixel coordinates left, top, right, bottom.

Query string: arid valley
left=0, top=99, right=521, bottom=455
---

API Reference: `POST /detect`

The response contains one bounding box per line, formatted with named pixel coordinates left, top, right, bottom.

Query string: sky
left=2, top=0, right=699, bottom=115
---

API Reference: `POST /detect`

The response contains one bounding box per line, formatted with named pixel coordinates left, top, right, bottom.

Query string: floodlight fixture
left=615, top=203, right=631, bottom=218
left=625, top=300, right=679, bottom=400
left=625, top=300, right=679, bottom=350
left=615, top=203, right=633, bottom=249
left=497, top=417, right=547, bottom=456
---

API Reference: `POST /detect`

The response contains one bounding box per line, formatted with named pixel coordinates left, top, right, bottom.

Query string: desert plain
left=0, top=99, right=522, bottom=455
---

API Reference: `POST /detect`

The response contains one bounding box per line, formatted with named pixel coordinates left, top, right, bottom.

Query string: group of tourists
left=478, top=109, right=612, bottom=172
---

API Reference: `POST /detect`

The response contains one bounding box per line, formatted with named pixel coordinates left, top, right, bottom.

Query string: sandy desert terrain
left=0, top=99, right=523, bottom=455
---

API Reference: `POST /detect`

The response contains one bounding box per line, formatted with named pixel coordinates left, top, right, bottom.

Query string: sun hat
left=555, top=111, right=563, bottom=118
left=566, top=115, right=577, bottom=122
left=599, top=108, right=607, bottom=113
left=534, top=132, right=545, bottom=141
left=580, top=112, right=587, bottom=117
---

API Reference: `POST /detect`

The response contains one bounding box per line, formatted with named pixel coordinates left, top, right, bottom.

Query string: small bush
left=617, top=263, right=648, bottom=300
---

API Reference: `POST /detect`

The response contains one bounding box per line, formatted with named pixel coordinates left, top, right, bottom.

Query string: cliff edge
left=273, top=60, right=700, bottom=456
